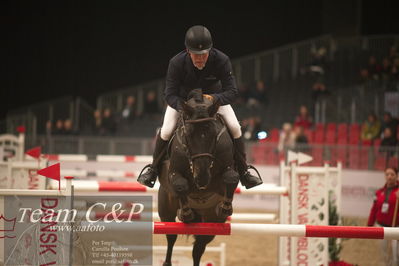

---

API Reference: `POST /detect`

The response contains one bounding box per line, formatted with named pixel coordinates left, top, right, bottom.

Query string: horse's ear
left=207, top=100, right=220, bottom=117
left=181, top=101, right=195, bottom=117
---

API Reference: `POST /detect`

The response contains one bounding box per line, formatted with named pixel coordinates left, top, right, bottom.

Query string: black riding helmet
left=185, top=25, right=213, bottom=54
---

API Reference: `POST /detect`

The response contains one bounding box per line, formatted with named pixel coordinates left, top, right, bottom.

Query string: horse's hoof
left=162, top=262, right=172, bottom=266
left=177, top=208, right=195, bottom=223
left=216, top=202, right=233, bottom=218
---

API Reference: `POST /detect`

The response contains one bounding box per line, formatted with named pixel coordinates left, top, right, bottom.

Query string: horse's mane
left=187, top=89, right=204, bottom=104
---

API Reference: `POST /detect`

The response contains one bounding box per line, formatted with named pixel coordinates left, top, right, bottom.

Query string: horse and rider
left=137, top=25, right=263, bottom=266
left=138, top=25, right=262, bottom=190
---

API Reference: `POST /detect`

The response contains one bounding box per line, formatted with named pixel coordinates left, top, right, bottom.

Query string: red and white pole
left=151, top=222, right=399, bottom=240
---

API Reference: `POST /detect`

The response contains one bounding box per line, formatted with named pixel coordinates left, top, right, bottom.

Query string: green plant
left=328, top=191, right=343, bottom=262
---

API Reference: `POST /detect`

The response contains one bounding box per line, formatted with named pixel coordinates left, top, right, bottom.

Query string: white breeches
left=160, top=105, right=242, bottom=140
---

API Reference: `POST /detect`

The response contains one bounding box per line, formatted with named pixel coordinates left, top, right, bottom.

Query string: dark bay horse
left=157, top=91, right=239, bottom=266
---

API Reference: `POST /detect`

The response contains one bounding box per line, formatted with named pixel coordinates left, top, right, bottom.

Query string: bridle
left=180, top=115, right=220, bottom=176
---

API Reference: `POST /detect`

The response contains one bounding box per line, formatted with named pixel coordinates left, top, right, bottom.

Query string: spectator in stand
left=118, top=95, right=137, bottom=135
left=381, top=112, right=399, bottom=138
left=242, top=116, right=262, bottom=141
left=388, top=46, right=399, bottom=89
left=277, top=122, right=296, bottom=153
left=45, top=120, right=52, bottom=136
left=360, top=113, right=381, bottom=142
left=367, top=167, right=399, bottom=266
left=391, top=57, right=399, bottom=84
left=53, top=119, right=65, bottom=135
left=309, top=47, right=329, bottom=106
left=101, top=108, right=117, bottom=136
left=309, top=46, right=328, bottom=76
left=92, top=109, right=102, bottom=135
left=121, top=95, right=137, bottom=122
left=143, top=90, right=161, bottom=117
left=294, top=105, right=313, bottom=130
left=366, top=55, right=381, bottom=81
left=63, top=119, right=77, bottom=135
left=294, top=125, right=310, bottom=153
left=247, top=80, right=268, bottom=111
left=388, top=45, right=399, bottom=64
left=381, top=57, right=392, bottom=82
left=379, top=127, right=398, bottom=160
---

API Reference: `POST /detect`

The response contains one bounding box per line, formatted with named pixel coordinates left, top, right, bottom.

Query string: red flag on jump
left=38, top=163, right=61, bottom=190
left=16, top=125, right=26, bottom=133
left=25, top=146, right=41, bottom=159
left=38, top=163, right=60, bottom=181
left=37, top=163, right=61, bottom=190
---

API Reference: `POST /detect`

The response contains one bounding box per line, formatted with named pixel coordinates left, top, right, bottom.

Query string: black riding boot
left=233, top=136, right=263, bottom=189
left=137, top=134, right=168, bottom=188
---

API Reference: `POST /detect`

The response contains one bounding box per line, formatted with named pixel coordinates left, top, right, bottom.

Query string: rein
left=185, top=117, right=217, bottom=124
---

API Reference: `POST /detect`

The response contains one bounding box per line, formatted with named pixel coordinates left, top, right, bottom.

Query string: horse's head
left=180, top=90, right=220, bottom=190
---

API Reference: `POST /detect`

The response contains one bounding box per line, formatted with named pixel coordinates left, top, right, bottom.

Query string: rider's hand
left=203, top=94, right=214, bottom=102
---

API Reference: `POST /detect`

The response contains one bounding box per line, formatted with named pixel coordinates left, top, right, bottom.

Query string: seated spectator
left=101, top=108, right=117, bottom=136
left=45, top=120, right=52, bottom=136
left=247, top=80, right=268, bottom=110
left=388, top=45, right=399, bottom=63
left=63, top=119, right=77, bottom=135
left=359, top=68, right=370, bottom=84
left=380, top=57, right=392, bottom=82
left=118, top=95, right=137, bottom=135
left=391, top=57, right=399, bottom=83
left=121, top=95, right=137, bottom=122
left=309, top=46, right=328, bottom=76
left=309, top=47, right=330, bottom=107
left=379, top=127, right=398, bottom=160
left=91, top=109, right=102, bottom=135
left=366, top=55, right=381, bottom=81
left=360, top=113, right=381, bottom=141
left=277, top=122, right=296, bottom=153
left=143, top=90, right=161, bottom=116
left=53, top=119, right=65, bottom=135
left=294, top=126, right=310, bottom=153
left=381, top=112, right=399, bottom=138
left=242, top=116, right=262, bottom=140
left=294, top=105, right=313, bottom=130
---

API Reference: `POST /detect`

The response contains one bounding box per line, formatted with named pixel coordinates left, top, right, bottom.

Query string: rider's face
left=188, top=50, right=209, bottom=70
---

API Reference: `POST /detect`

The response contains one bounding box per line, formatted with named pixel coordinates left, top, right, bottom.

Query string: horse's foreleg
left=217, top=166, right=239, bottom=218
left=192, top=235, right=215, bottom=266
left=177, top=196, right=196, bottom=223
left=163, top=234, right=178, bottom=266
left=169, top=171, right=195, bottom=223
left=158, top=185, right=179, bottom=266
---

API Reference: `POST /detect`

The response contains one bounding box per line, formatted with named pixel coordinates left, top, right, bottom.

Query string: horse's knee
left=222, top=167, right=239, bottom=184
left=171, top=173, right=189, bottom=195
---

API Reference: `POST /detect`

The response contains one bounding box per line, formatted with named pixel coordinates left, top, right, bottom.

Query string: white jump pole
left=78, top=211, right=276, bottom=222
left=26, top=154, right=152, bottom=163
left=0, top=176, right=73, bottom=196
left=48, top=180, right=288, bottom=195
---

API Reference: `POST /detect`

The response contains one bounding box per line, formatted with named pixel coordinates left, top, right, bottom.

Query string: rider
left=138, top=25, right=263, bottom=189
